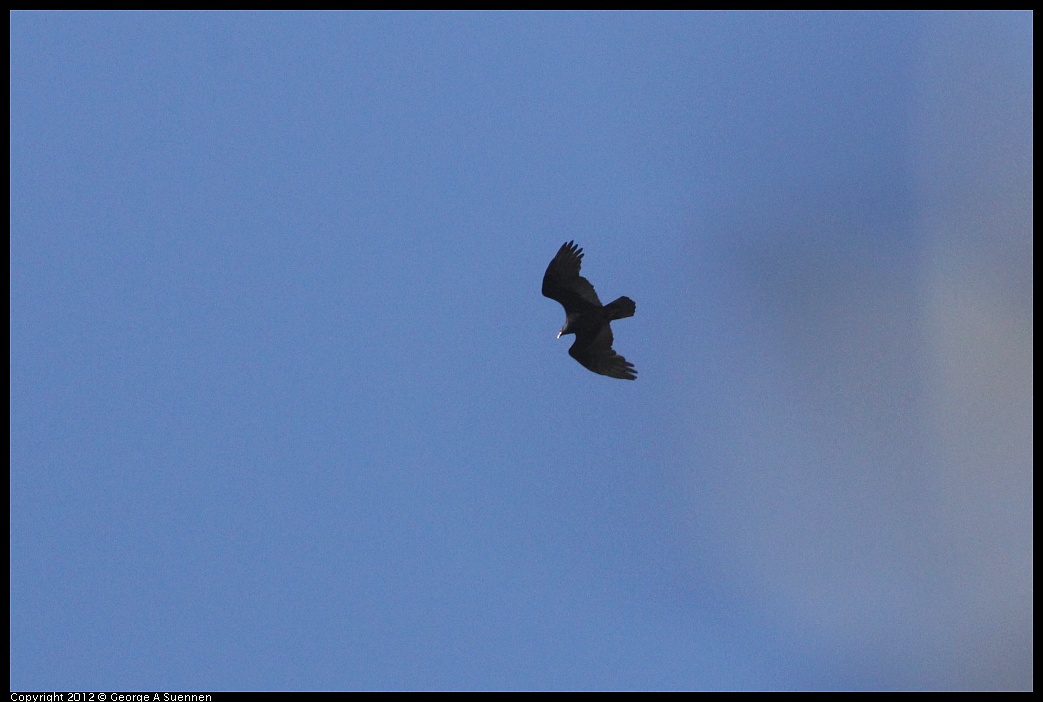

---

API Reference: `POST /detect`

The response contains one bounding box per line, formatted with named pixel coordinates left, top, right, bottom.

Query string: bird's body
left=542, top=241, right=637, bottom=380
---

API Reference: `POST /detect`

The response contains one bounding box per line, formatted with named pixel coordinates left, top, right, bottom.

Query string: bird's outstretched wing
left=542, top=240, right=602, bottom=312
left=569, top=324, right=637, bottom=380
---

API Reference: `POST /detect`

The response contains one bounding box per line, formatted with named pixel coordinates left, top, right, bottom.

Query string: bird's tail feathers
left=606, top=296, right=636, bottom=320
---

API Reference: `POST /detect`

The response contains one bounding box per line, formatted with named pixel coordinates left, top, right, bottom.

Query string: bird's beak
left=557, top=330, right=563, bottom=339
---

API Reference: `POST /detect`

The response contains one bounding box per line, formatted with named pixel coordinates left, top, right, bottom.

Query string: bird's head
left=557, top=316, right=576, bottom=338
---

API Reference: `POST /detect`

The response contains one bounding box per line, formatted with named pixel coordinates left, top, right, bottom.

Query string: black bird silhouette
left=542, top=241, right=637, bottom=380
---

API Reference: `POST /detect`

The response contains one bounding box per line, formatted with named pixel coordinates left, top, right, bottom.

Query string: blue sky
left=10, top=11, right=1032, bottom=691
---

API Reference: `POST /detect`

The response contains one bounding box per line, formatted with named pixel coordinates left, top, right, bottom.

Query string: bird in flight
left=542, top=241, right=637, bottom=380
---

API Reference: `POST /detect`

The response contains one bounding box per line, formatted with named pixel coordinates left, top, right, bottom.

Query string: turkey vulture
left=542, top=241, right=637, bottom=380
